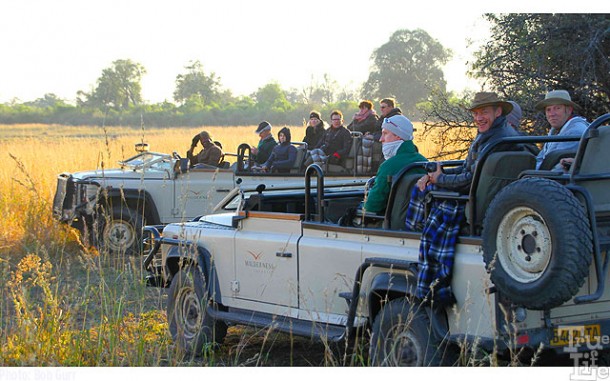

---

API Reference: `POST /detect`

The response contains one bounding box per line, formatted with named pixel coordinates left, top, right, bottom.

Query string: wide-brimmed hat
left=468, top=92, right=513, bottom=116
left=535, top=90, right=580, bottom=110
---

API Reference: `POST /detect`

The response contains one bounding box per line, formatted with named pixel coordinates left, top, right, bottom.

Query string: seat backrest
left=343, top=136, right=360, bottom=174
left=386, top=173, right=422, bottom=230
left=574, top=124, right=610, bottom=213
left=290, top=145, right=308, bottom=174
left=469, top=150, right=536, bottom=226
left=539, top=148, right=576, bottom=170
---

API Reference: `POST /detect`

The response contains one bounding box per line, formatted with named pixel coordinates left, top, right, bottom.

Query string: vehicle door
left=232, top=211, right=301, bottom=316
left=297, top=223, right=363, bottom=325
left=172, top=167, right=236, bottom=222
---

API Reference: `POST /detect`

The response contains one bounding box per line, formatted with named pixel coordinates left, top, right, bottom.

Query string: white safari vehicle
left=53, top=136, right=378, bottom=255
left=144, top=114, right=610, bottom=365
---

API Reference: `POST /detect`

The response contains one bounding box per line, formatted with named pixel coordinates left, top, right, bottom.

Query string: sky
left=0, top=0, right=602, bottom=104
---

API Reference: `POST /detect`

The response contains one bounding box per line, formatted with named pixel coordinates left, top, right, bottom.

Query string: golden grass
left=0, top=122, right=452, bottom=366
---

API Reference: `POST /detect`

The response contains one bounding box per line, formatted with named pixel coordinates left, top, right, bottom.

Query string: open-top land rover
left=53, top=135, right=379, bottom=255
left=143, top=114, right=610, bottom=366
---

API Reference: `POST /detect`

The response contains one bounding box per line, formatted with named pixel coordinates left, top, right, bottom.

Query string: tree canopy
left=173, top=60, right=225, bottom=106
left=362, top=29, right=452, bottom=118
left=470, top=13, right=610, bottom=131
left=77, top=59, right=146, bottom=111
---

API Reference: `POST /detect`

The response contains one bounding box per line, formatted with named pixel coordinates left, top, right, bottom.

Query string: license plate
left=550, top=324, right=601, bottom=347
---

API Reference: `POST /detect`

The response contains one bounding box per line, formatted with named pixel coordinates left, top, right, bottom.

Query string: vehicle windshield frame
left=119, top=152, right=173, bottom=171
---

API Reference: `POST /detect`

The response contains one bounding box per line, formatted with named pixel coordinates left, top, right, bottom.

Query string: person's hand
left=417, top=162, right=441, bottom=191
left=560, top=158, right=574, bottom=172
left=428, top=162, right=442, bottom=184
left=191, top=134, right=200, bottom=148
left=417, top=174, right=430, bottom=191
left=251, top=146, right=258, bottom=155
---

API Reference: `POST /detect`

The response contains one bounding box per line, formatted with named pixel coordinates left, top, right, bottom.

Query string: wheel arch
left=99, top=188, right=161, bottom=225
left=367, top=270, right=418, bottom=322
left=165, top=245, right=223, bottom=304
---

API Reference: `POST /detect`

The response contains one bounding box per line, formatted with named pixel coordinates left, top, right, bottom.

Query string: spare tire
left=482, top=177, right=592, bottom=310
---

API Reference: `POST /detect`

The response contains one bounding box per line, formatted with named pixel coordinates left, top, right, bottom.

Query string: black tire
left=97, top=206, right=144, bottom=256
left=167, top=265, right=227, bottom=355
left=369, top=298, right=441, bottom=366
left=482, top=177, right=592, bottom=310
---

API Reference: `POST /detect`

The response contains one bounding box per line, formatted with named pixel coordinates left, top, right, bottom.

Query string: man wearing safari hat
left=187, top=130, right=223, bottom=167
left=420, top=91, right=520, bottom=192
left=534, top=89, right=588, bottom=169
left=406, top=91, right=520, bottom=308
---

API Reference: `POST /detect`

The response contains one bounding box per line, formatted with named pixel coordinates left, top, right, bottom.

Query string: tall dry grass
left=0, top=122, right=470, bottom=366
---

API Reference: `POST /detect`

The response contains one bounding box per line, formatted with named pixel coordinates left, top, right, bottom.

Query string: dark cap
left=255, top=121, right=272, bottom=134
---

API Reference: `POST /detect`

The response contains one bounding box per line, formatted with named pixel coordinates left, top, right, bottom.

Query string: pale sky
left=0, top=0, right=600, bottom=104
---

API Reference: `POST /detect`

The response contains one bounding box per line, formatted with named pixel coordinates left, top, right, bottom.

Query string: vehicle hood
left=70, top=168, right=170, bottom=181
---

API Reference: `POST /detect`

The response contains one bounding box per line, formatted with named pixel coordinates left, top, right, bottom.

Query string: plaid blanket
left=405, top=186, right=465, bottom=306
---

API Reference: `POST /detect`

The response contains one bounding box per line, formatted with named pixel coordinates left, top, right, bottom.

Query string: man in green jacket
left=363, top=114, right=427, bottom=214
left=251, top=121, right=278, bottom=165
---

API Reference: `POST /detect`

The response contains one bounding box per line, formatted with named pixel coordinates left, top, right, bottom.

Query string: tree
left=25, top=93, right=69, bottom=109
left=253, top=82, right=291, bottom=112
left=78, top=59, right=146, bottom=111
left=470, top=13, right=610, bottom=132
left=173, top=60, right=224, bottom=106
left=362, top=29, right=452, bottom=117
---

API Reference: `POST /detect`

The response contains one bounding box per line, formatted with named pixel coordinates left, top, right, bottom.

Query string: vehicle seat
left=290, top=143, right=308, bottom=174
left=467, top=150, right=536, bottom=228
left=383, top=171, right=424, bottom=230
left=538, top=148, right=576, bottom=170
left=575, top=124, right=610, bottom=214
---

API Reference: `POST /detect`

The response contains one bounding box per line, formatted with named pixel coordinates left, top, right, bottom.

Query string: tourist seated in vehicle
left=251, top=121, right=278, bottom=166
left=363, top=115, right=427, bottom=214
left=257, top=127, right=297, bottom=174
left=303, top=111, right=326, bottom=149
left=375, top=98, right=402, bottom=141
left=186, top=130, right=223, bottom=167
left=304, top=110, right=352, bottom=168
left=347, top=100, right=380, bottom=136
left=405, top=92, right=520, bottom=307
left=534, top=89, right=588, bottom=169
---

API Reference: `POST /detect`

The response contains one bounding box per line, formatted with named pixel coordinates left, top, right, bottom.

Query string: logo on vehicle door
left=244, top=251, right=276, bottom=271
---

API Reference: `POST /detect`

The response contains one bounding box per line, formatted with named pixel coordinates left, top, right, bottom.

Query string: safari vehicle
left=52, top=133, right=379, bottom=255
left=143, top=114, right=610, bottom=365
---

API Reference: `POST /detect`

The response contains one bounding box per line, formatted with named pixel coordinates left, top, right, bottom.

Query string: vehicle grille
left=52, top=173, right=75, bottom=221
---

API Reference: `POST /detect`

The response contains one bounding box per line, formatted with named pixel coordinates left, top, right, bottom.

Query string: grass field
left=0, top=122, right=471, bottom=366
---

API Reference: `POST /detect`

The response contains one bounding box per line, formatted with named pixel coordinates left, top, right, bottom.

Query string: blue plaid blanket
left=405, top=186, right=465, bottom=306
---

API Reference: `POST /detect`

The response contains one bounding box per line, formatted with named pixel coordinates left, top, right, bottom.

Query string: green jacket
left=364, top=140, right=427, bottom=213
left=253, top=135, right=277, bottom=164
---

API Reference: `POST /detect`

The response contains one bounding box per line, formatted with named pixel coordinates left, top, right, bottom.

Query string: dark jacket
left=303, top=120, right=326, bottom=149
left=263, top=127, right=297, bottom=173
left=376, top=108, right=402, bottom=130
left=253, top=134, right=277, bottom=165
left=316, top=125, right=352, bottom=165
left=436, top=115, right=520, bottom=193
left=348, top=113, right=380, bottom=135
left=187, top=140, right=223, bottom=167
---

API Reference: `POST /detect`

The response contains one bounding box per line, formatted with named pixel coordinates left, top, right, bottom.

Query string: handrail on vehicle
left=236, top=143, right=251, bottom=173
left=305, top=164, right=325, bottom=222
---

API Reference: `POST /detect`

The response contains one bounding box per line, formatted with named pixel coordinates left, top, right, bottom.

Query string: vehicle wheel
left=482, top=177, right=592, bottom=310
left=370, top=298, right=441, bottom=366
left=98, top=206, right=144, bottom=255
left=167, top=265, right=227, bottom=355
